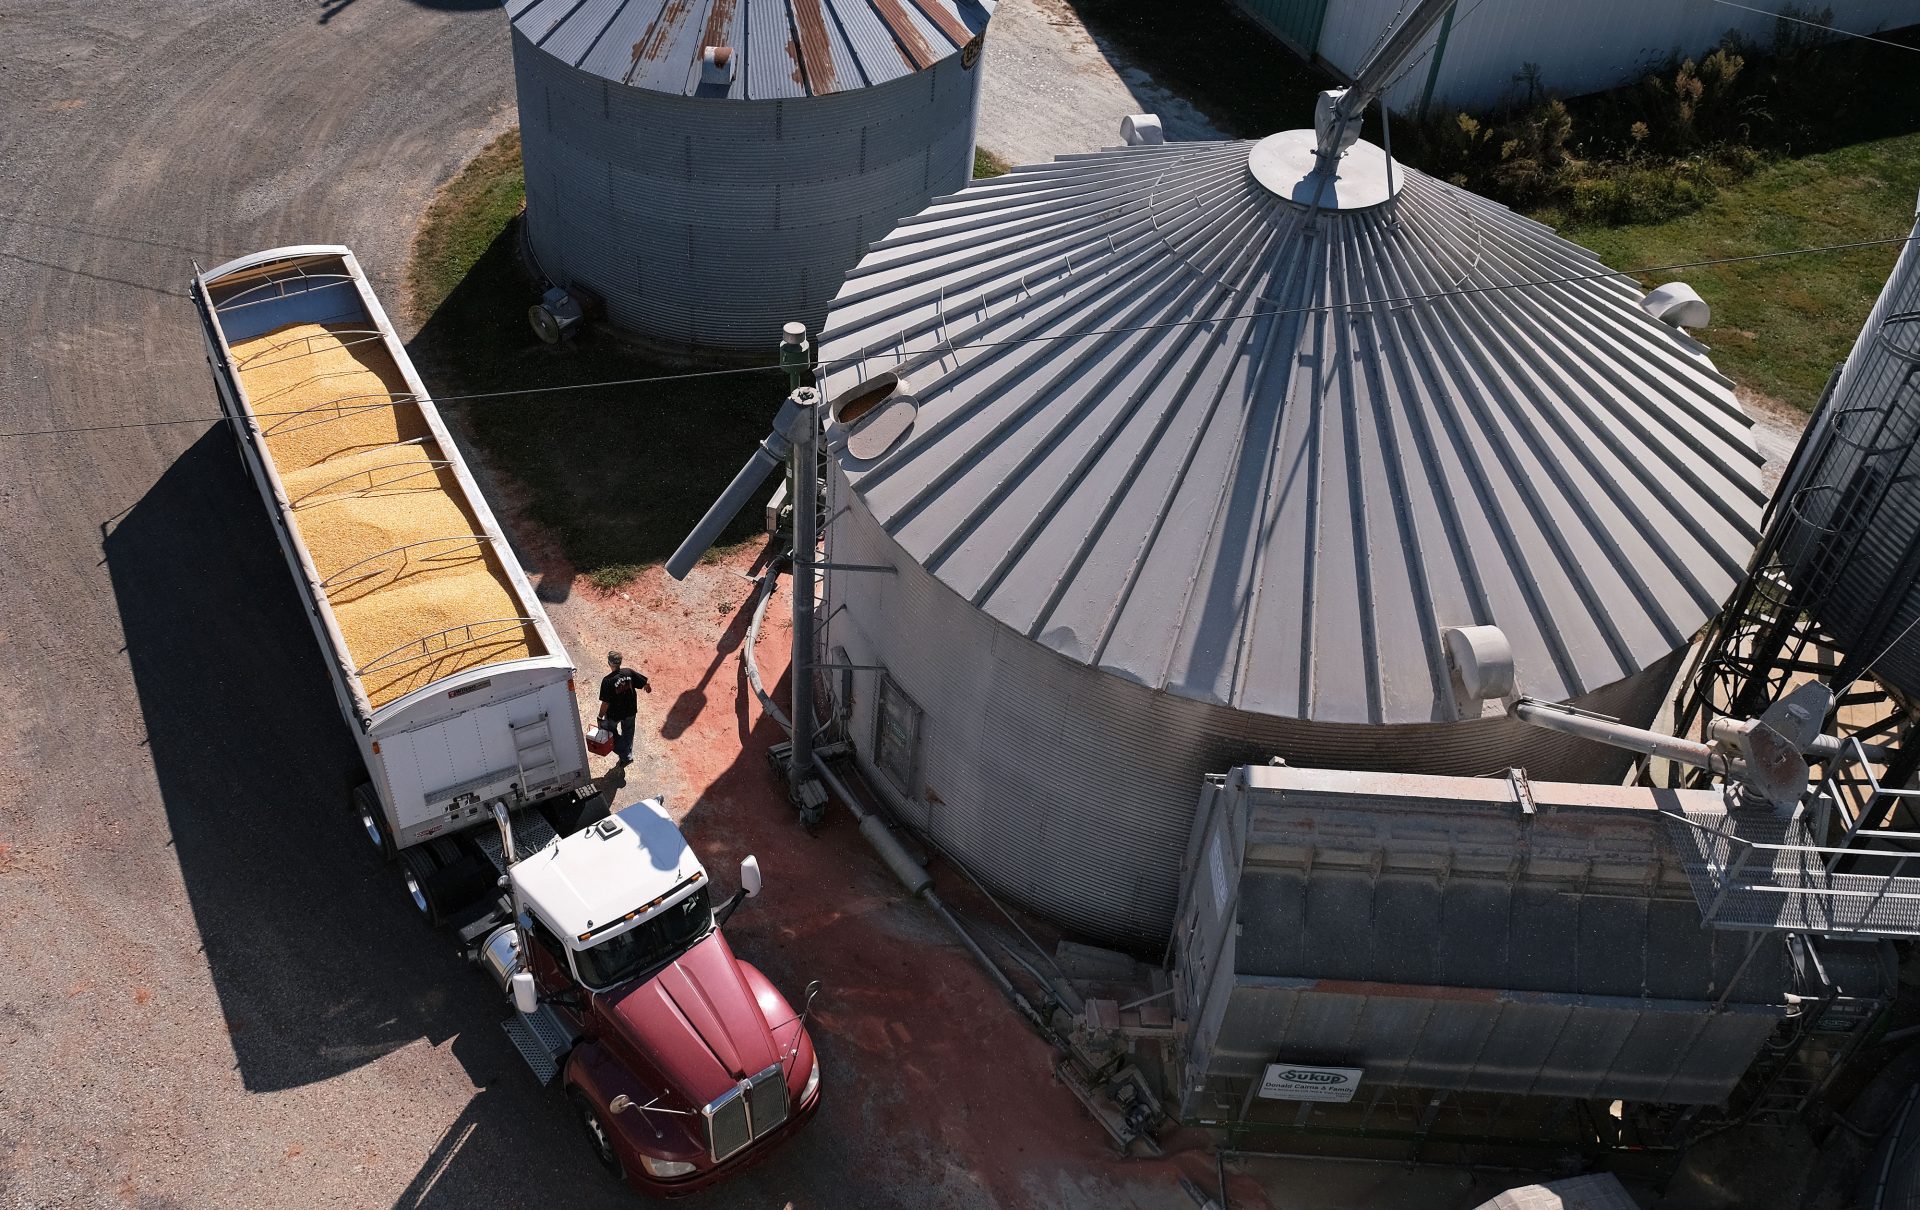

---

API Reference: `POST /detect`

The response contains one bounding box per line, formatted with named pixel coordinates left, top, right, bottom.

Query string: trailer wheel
left=567, top=1088, right=627, bottom=1181
left=351, top=782, right=395, bottom=862
left=399, top=846, right=441, bottom=924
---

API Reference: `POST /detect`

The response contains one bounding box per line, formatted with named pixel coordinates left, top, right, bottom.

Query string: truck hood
left=601, top=930, right=780, bottom=1107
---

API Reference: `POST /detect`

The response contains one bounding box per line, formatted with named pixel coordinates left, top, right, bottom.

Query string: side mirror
left=510, top=970, right=539, bottom=1015
left=609, top=1094, right=633, bottom=1115
left=740, top=854, right=763, bottom=899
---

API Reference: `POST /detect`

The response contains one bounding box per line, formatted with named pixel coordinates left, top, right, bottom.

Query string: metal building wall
left=1308, top=0, right=1915, bottom=113
left=512, top=30, right=982, bottom=350
left=824, top=472, right=1680, bottom=946
left=1171, top=766, right=1783, bottom=1117
left=1773, top=214, right=1920, bottom=699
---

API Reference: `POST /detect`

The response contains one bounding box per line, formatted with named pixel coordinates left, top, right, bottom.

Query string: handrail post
left=1703, top=841, right=1756, bottom=926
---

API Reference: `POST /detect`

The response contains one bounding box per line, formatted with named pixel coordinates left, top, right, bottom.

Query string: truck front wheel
left=567, top=1088, right=627, bottom=1181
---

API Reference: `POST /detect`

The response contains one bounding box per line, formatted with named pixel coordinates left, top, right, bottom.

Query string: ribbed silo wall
left=511, top=31, right=982, bottom=351
left=823, top=469, right=1679, bottom=946
left=1775, top=226, right=1920, bottom=698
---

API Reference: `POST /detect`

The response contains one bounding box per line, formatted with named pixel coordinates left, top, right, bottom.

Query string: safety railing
left=1663, top=793, right=1920, bottom=937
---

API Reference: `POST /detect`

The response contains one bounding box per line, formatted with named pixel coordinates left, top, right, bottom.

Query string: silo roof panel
left=511, top=0, right=992, bottom=96
left=819, top=137, right=1768, bottom=724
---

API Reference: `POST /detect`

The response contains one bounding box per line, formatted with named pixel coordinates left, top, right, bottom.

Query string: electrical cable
left=1697, top=0, right=1920, bottom=55
left=2, top=232, right=1916, bottom=439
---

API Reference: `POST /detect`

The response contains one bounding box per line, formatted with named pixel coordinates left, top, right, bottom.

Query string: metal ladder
left=511, top=713, right=559, bottom=794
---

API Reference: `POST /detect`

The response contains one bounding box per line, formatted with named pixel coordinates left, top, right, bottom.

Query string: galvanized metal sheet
left=1311, top=0, right=1918, bottom=112
left=511, top=0, right=991, bottom=97
left=824, top=478, right=1677, bottom=943
left=513, top=31, right=983, bottom=348
left=1171, top=765, right=1784, bottom=1110
left=1774, top=215, right=1920, bottom=698
left=819, top=137, right=1765, bottom=727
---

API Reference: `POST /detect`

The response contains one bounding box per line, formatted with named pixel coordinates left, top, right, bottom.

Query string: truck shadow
left=102, top=427, right=523, bottom=1093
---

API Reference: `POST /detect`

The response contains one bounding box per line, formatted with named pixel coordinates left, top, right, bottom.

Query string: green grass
left=405, top=130, right=785, bottom=589
left=409, top=130, right=528, bottom=323
left=973, top=147, right=1011, bottom=179
left=1550, top=133, right=1920, bottom=408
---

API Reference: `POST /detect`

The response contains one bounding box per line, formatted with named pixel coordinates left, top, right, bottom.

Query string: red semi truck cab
left=481, top=798, right=820, bottom=1194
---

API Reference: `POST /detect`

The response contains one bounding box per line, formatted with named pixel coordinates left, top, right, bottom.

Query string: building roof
left=818, top=135, right=1767, bottom=725
left=506, top=0, right=993, bottom=99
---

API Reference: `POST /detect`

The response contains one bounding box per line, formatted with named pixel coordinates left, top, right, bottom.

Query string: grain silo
left=507, top=0, right=993, bottom=351
left=1771, top=212, right=1920, bottom=697
left=812, top=125, right=1767, bottom=944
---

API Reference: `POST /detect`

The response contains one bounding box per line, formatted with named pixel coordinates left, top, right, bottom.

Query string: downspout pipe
left=1316, top=0, right=1459, bottom=166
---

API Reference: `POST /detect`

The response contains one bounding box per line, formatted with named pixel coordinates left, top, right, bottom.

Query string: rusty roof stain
left=870, top=0, right=939, bottom=70
left=509, top=0, right=993, bottom=98
left=790, top=0, right=839, bottom=93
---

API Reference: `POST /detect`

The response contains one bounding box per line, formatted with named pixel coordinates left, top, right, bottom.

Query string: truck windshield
left=574, top=887, right=714, bottom=990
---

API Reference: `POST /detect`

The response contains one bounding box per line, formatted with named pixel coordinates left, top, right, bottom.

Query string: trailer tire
left=351, top=782, right=396, bottom=862
left=399, top=846, right=442, bottom=924
left=567, top=1087, right=628, bottom=1181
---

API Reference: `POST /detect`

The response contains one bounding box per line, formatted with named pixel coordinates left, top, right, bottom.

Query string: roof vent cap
left=1641, top=281, right=1710, bottom=329
left=701, top=46, right=735, bottom=87
left=1121, top=113, right=1164, bottom=146
left=1443, top=624, right=1517, bottom=719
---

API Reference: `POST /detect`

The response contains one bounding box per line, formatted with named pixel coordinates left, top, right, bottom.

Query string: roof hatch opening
left=832, top=373, right=918, bottom=461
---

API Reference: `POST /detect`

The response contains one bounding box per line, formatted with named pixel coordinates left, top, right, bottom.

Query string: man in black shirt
left=596, top=650, right=651, bottom=766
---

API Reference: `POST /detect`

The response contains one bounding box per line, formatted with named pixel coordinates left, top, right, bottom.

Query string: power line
left=1698, top=0, right=1920, bottom=55
left=0, top=232, right=1915, bottom=440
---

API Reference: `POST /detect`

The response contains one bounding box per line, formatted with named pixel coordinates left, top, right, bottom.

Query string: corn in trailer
left=192, top=245, right=595, bottom=910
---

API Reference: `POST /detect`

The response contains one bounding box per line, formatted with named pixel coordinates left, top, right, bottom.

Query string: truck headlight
left=802, top=1053, right=821, bottom=1102
left=638, top=1154, right=698, bottom=1179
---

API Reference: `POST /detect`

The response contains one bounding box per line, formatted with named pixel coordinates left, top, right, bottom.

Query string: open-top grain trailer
left=192, top=246, right=820, bottom=1194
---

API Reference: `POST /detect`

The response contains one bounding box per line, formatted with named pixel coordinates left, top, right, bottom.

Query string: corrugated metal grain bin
left=508, top=0, right=994, bottom=351
left=1773, top=213, right=1920, bottom=699
left=1171, top=764, right=1784, bottom=1116
left=1303, top=0, right=1915, bottom=114
left=813, top=130, right=1766, bottom=944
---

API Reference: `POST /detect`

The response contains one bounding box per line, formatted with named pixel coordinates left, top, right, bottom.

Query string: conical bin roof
left=818, top=133, right=1767, bottom=724
left=508, top=0, right=991, bottom=99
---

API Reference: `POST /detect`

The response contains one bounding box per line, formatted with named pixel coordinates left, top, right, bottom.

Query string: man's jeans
left=611, top=714, right=636, bottom=761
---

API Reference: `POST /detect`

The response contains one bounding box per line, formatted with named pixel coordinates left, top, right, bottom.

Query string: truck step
left=472, top=812, right=560, bottom=875
left=501, top=1004, right=577, bottom=1086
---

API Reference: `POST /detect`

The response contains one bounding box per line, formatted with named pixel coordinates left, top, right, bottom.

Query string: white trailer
left=192, top=245, right=594, bottom=912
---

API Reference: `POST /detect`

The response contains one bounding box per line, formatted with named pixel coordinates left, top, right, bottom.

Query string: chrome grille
left=745, top=1063, right=790, bottom=1135
left=704, top=1063, right=792, bottom=1163
left=705, top=1087, right=752, bottom=1163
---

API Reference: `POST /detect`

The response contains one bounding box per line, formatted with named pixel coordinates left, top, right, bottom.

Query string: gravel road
left=0, top=5, right=539, bottom=1206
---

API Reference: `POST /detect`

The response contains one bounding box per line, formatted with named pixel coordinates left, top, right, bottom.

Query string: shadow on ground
left=104, top=429, right=513, bottom=1092
left=405, top=221, right=785, bottom=580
